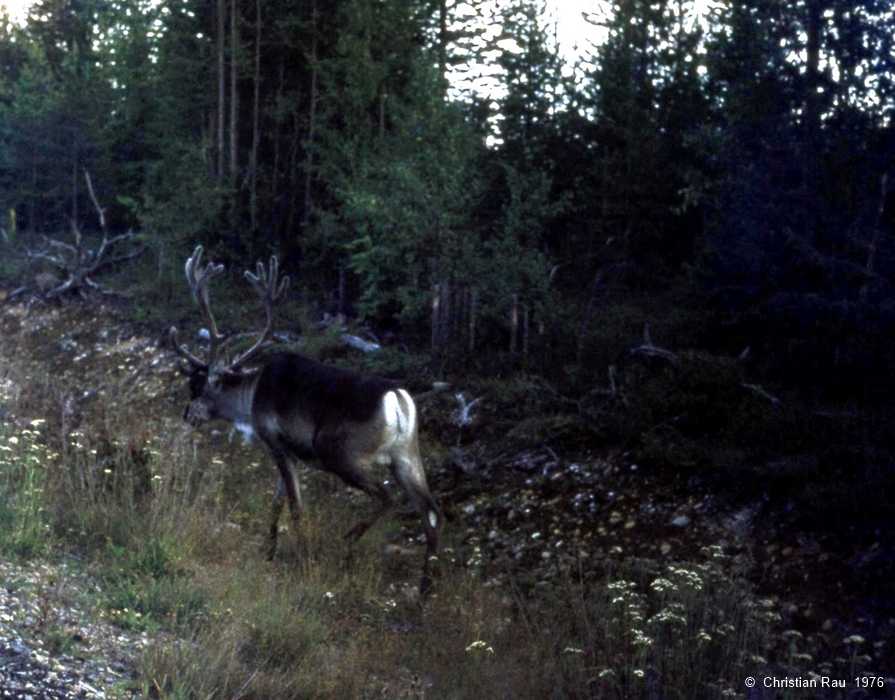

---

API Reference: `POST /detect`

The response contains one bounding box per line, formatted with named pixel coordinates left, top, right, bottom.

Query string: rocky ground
left=0, top=558, right=144, bottom=699
left=0, top=296, right=173, bottom=699
left=444, top=441, right=895, bottom=670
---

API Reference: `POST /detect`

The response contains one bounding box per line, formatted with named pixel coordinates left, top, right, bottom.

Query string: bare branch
left=742, top=382, right=781, bottom=406
left=589, top=365, right=617, bottom=397
left=35, top=228, right=146, bottom=300
left=19, top=173, right=146, bottom=300
left=628, top=324, right=679, bottom=364
left=83, top=169, right=107, bottom=235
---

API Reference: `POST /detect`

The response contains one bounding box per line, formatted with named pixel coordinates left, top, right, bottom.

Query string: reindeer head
left=170, top=246, right=289, bottom=426
left=182, top=365, right=213, bottom=425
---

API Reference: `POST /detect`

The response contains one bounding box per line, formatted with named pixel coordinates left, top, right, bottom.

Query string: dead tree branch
left=628, top=324, right=680, bottom=364
left=742, top=382, right=781, bottom=406
left=24, top=171, right=148, bottom=300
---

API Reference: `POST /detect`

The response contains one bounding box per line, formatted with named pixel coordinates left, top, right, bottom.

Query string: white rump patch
left=376, top=390, right=417, bottom=464
left=383, top=389, right=416, bottom=436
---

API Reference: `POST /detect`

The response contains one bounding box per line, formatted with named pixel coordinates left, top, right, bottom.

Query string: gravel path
left=0, top=557, right=146, bottom=699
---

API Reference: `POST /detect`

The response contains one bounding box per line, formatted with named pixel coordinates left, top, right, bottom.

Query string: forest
left=0, top=0, right=894, bottom=697
left=0, top=0, right=893, bottom=390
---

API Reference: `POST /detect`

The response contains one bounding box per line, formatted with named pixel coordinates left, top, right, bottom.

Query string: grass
left=531, top=550, right=781, bottom=699
left=0, top=417, right=55, bottom=557
left=0, top=320, right=853, bottom=700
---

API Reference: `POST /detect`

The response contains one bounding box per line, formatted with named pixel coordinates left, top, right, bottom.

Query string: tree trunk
left=71, top=146, right=78, bottom=226
left=468, top=287, right=478, bottom=355
left=438, top=0, right=448, bottom=98
left=229, top=0, right=239, bottom=185
left=29, top=161, right=36, bottom=232
left=249, top=0, right=261, bottom=240
left=440, top=277, right=452, bottom=352
left=284, top=112, right=302, bottom=259
left=866, top=173, right=889, bottom=275
left=216, top=0, right=225, bottom=178
left=803, top=0, right=822, bottom=245
left=301, top=71, right=316, bottom=226
left=509, top=292, right=519, bottom=355
left=523, top=306, right=530, bottom=360
left=302, top=0, right=318, bottom=243
left=431, top=281, right=442, bottom=370
left=271, top=58, right=284, bottom=225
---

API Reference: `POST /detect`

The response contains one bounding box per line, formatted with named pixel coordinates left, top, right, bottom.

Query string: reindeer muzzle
left=183, top=401, right=211, bottom=426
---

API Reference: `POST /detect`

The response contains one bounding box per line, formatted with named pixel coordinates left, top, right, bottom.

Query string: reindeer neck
left=213, top=372, right=260, bottom=426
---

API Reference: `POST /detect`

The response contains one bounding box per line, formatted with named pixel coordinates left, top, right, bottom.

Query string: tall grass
left=0, top=350, right=817, bottom=700
left=526, top=549, right=783, bottom=699
left=0, top=416, right=55, bottom=556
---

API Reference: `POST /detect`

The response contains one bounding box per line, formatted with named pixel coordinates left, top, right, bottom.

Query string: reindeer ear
left=178, top=361, right=204, bottom=377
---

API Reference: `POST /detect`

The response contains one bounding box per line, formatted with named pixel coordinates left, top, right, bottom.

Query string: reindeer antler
left=171, top=247, right=289, bottom=371
left=170, top=245, right=227, bottom=370
left=231, top=255, right=290, bottom=368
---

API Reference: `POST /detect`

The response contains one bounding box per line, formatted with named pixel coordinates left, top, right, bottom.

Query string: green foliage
left=0, top=0, right=893, bottom=398
left=0, top=417, right=54, bottom=557
left=606, top=350, right=764, bottom=469
left=101, top=538, right=206, bottom=631
left=494, top=0, right=565, bottom=156
left=125, top=146, right=225, bottom=247
left=316, top=92, right=485, bottom=324
left=477, top=163, right=557, bottom=319
left=538, top=548, right=785, bottom=699
left=0, top=0, right=893, bottom=394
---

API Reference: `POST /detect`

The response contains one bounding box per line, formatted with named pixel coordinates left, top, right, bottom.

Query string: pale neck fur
left=212, top=373, right=260, bottom=427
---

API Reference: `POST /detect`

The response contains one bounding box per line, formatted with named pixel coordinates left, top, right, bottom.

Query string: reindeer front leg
left=268, top=449, right=301, bottom=560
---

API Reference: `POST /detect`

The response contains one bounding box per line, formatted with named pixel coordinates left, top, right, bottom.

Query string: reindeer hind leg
left=268, top=476, right=286, bottom=560
left=391, top=453, right=441, bottom=595
left=341, top=474, right=393, bottom=544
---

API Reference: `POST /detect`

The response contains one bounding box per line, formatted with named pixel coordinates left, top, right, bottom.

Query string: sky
left=1, top=0, right=716, bottom=79
left=2, top=1, right=716, bottom=51
left=547, top=2, right=606, bottom=61
left=0, top=0, right=611, bottom=92
left=1, top=0, right=31, bottom=25
left=2, top=0, right=613, bottom=41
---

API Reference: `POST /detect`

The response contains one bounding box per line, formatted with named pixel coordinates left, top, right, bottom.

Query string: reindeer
left=170, top=246, right=440, bottom=594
